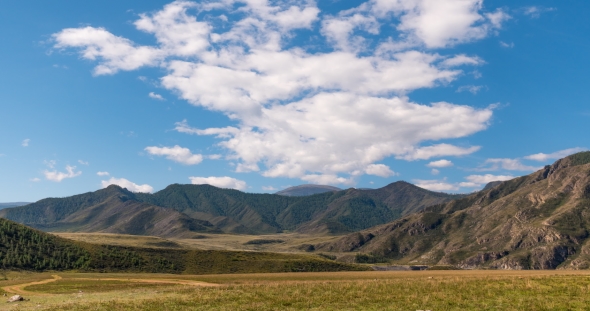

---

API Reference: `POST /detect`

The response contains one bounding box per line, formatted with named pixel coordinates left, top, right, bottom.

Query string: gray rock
left=7, top=294, right=24, bottom=302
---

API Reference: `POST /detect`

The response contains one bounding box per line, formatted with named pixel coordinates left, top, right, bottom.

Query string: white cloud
left=300, top=174, right=354, bottom=185
left=101, top=177, right=153, bottom=193
left=523, top=6, right=556, bottom=19
left=480, top=158, right=542, bottom=172
left=372, top=0, right=510, bottom=48
left=44, top=165, right=82, bottom=182
left=524, top=147, right=587, bottom=162
left=401, top=144, right=481, bottom=161
left=431, top=169, right=440, bottom=175
left=97, top=171, right=110, bottom=176
left=145, top=145, right=203, bottom=165
left=416, top=173, right=514, bottom=191
left=415, top=179, right=459, bottom=191
left=22, top=139, right=30, bottom=147
left=262, top=186, right=277, bottom=191
left=440, top=55, right=484, bottom=67
left=78, top=160, right=89, bottom=165
left=500, top=41, right=514, bottom=48
left=30, top=178, right=41, bottom=182
left=427, top=159, right=454, bottom=168
left=53, top=26, right=163, bottom=75
left=461, top=174, right=514, bottom=186
left=148, top=92, right=165, bottom=100
left=365, top=164, right=396, bottom=178
left=189, top=176, right=247, bottom=190
left=54, top=0, right=510, bottom=184
left=457, top=85, right=484, bottom=94
left=44, top=160, right=57, bottom=169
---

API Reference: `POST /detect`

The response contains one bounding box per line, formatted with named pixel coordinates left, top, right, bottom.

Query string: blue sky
left=1, top=0, right=588, bottom=201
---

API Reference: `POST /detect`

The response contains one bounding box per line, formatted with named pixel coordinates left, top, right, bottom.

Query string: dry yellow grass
left=54, top=232, right=342, bottom=254
left=3, top=270, right=590, bottom=310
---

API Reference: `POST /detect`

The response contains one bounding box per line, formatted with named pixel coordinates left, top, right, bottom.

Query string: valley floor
left=3, top=270, right=590, bottom=310
left=54, top=232, right=342, bottom=254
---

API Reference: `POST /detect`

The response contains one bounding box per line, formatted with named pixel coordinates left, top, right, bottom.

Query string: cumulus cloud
left=416, top=174, right=514, bottom=191
left=401, top=144, right=481, bottom=161
left=427, top=159, right=453, bottom=168
left=145, top=145, right=203, bottom=165
left=53, top=26, right=163, bottom=75
left=462, top=174, right=514, bottom=187
left=78, top=160, right=89, bottom=165
left=431, top=169, right=440, bottom=175
left=524, top=147, right=587, bottom=163
left=414, top=179, right=459, bottom=191
left=97, top=171, right=110, bottom=176
left=44, top=165, right=82, bottom=182
left=22, top=139, right=30, bottom=147
left=262, top=186, right=277, bottom=191
left=300, top=174, right=354, bottom=185
left=54, top=0, right=509, bottom=183
left=365, top=164, right=396, bottom=178
left=101, top=177, right=153, bottom=193
left=479, top=158, right=541, bottom=172
left=189, top=176, right=247, bottom=190
left=149, top=92, right=165, bottom=100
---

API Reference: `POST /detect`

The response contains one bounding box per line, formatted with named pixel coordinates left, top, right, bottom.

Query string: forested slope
left=0, top=181, right=460, bottom=235
left=0, top=218, right=367, bottom=273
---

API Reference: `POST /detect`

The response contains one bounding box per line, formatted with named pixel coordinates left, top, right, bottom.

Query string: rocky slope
left=318, top=152, right=590, bottom=270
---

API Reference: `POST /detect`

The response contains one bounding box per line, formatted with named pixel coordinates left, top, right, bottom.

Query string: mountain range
left=318, top=151, right=590, bottom=269
left=0, top=181, right=461, bottom=236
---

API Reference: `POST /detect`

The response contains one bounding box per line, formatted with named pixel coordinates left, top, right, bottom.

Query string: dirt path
left=75, top=277, right=221, bottom=287
left=2, top=275, right=219, bottom=297
left=2, top=274, right=62, bottom=296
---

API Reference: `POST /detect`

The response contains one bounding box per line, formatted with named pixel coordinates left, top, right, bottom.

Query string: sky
left=1, top=0, right=589, bottom=202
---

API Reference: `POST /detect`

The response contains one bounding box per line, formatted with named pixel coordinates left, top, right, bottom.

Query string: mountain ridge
left=318, top=151, right=590, bottom=270
left=0, top=181, right=461, bottom=236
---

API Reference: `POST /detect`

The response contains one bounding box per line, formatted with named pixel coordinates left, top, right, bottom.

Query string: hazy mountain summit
left=276, top=184, right=342, bottom=196
left=0, top=202, right=30, bottom=210
left=319, top=151, right=590, bottom=270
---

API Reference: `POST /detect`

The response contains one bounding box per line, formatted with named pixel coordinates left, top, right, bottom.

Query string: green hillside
left=0, top=218, right=367, bottom=274
left=0, top=181, right=460, bottom=236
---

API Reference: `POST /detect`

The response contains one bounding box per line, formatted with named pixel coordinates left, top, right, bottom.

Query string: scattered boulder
left=7, top=295, right=24, bottom=303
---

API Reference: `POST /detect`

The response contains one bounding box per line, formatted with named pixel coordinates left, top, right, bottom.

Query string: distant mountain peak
left=275, top=184, right=342, bottom=197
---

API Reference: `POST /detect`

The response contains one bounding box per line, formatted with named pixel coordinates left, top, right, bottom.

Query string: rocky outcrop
left=7, top=295, right=24, bottom=303
left=318, top=152, right=590, bottom=270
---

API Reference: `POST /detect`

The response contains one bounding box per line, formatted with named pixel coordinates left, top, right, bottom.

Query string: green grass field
left=4, top=270, right=590, bottom=310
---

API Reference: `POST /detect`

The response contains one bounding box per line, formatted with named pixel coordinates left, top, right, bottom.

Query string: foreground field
left=3, top=270, right=590, bottom=310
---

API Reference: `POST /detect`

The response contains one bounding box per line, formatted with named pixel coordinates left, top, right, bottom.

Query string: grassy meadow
left=55, top=232, right=341, bottom=253
left=4, top=270, right=590, bottom=310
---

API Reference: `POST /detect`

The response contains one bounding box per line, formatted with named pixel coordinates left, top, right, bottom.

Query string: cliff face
left=318, top=152, right=590, bottom=270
